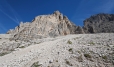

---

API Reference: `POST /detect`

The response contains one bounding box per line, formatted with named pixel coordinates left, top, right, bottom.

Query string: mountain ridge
left=7, top=11, right=114, bottom=40
left=83, top=13, right=114, bottom=33
left=7, top=11, right=84, bottom=40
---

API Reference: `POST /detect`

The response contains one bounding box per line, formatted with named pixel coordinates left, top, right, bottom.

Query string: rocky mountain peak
left=7, top=11, right=84, bottom=40
left=84, top=13, right=114, bottom=22
left=53, top=10, right=61, bottom=16
left=83, top=13, right=114, bottom=33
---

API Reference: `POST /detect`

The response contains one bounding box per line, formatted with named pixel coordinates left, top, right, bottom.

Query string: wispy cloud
left=0, top=0, right=22, bottom=33
left=0, top=0, right=21, bottom=24
left=0, top=9, right=19, bottom=24
left=15, top=15, right=20, bottom=24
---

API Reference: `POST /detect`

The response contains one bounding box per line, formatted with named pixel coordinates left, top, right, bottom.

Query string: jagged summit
left=53, top=10, right=61, bottom=15
left=83, top=13, right=114, bottom=33
left=7, top=11, right=83, bottom=40
left=84, top=13, right=114, bottom=22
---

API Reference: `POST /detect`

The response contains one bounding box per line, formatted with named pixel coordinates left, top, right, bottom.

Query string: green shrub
left=19, top=46, right=25, bottom=48
left=84, top=54, right=91, bottom=58
left=77, top=51, right=81, bottom=54
left=56, top=60, right=58, bottom=62
left=102, top=56, right=107, bottom=60
left=31, top=61, right=41, bottom=67
left=65, top=59, right=73, bottom=66
left=68, top=48, right=73, bottom=52
left=0, top=52, right=8, bottom=56
left=67, top=40, right=72, bottom=44
left=88, top=42, right=95, bottom=45
left=77, top=55, right=83, bottom=62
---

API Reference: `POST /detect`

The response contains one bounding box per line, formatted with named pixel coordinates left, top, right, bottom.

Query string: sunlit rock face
left=7, top=11, right=84, bottom=40
left=83, top=13, right=114, bottom=33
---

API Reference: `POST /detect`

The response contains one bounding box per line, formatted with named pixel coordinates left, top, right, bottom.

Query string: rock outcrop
left=83, top=13, right=114, bottom=33
left=7, top=11, right=84, bottom=40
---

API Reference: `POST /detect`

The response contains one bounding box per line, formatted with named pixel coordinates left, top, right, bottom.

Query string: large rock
left=7, top=11, right=83, bottom=40
left=83, top=13, right=114, bottom=33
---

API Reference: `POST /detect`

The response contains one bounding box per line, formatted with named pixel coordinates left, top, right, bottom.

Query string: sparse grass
left=0, top=52, right=8, bottom=56
left=77, top=55, right=83, bottom=62
left=0, top=38, right=2, bottom=39
left=88, top=42, right=95, bottom=45
left=89, top=51, right=94, bottom=54
left=102, top=55, right=107, bottom=60
left=68, top=48, right=73, bottom=52
left=84, top=54, right=91, bottom=58
left=68, top=48, right=73, bottom=54
left=84, top=54, right=93, bottom=61
left=31, top=61, right=41, bottom=67
left=73, top=37, right=80, bottom=40
left=77, top=51, right=81, bottom=54
left=65, top=59, right=73, bottom=66
left=19, top=46, right=25, bottom=48
left=56, top=60, right=58, bottom=62
left=67, top=40, right=72, bottom=44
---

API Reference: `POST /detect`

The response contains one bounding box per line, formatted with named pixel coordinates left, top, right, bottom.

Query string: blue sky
left=0, top=0, right=114, bottom=33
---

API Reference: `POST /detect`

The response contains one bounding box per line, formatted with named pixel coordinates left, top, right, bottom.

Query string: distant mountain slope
left=83, top=13, right=114, bottom=33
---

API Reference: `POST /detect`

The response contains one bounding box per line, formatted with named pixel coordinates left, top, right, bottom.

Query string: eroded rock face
left=83, top=13, right=114, bottom=33
left=7, top=11, right=83, bottom=40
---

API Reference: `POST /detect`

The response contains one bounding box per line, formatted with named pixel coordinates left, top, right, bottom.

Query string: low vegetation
left=102, top=55, right=107, bottom=60
left=65, top=59, right=73, bottom=66
left=0, top=52, right=9, bottom=56
left=88, top=41, right=95, bottom=45
left=19, top=46, right=25, bottom=48
left=77, top=55, right=83, bottom=62
left=68, top=48, right=73, bottom=52
left=84, top=54, right=91, bottom=58
left=67, top=40, right=72, bottom=44
left=31, top=61, right=41, bottom=67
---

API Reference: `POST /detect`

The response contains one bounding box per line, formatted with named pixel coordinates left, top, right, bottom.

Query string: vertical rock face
left=83, top=13, right=114, bottom=33
left=7, top=11, right=83, bottom=40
